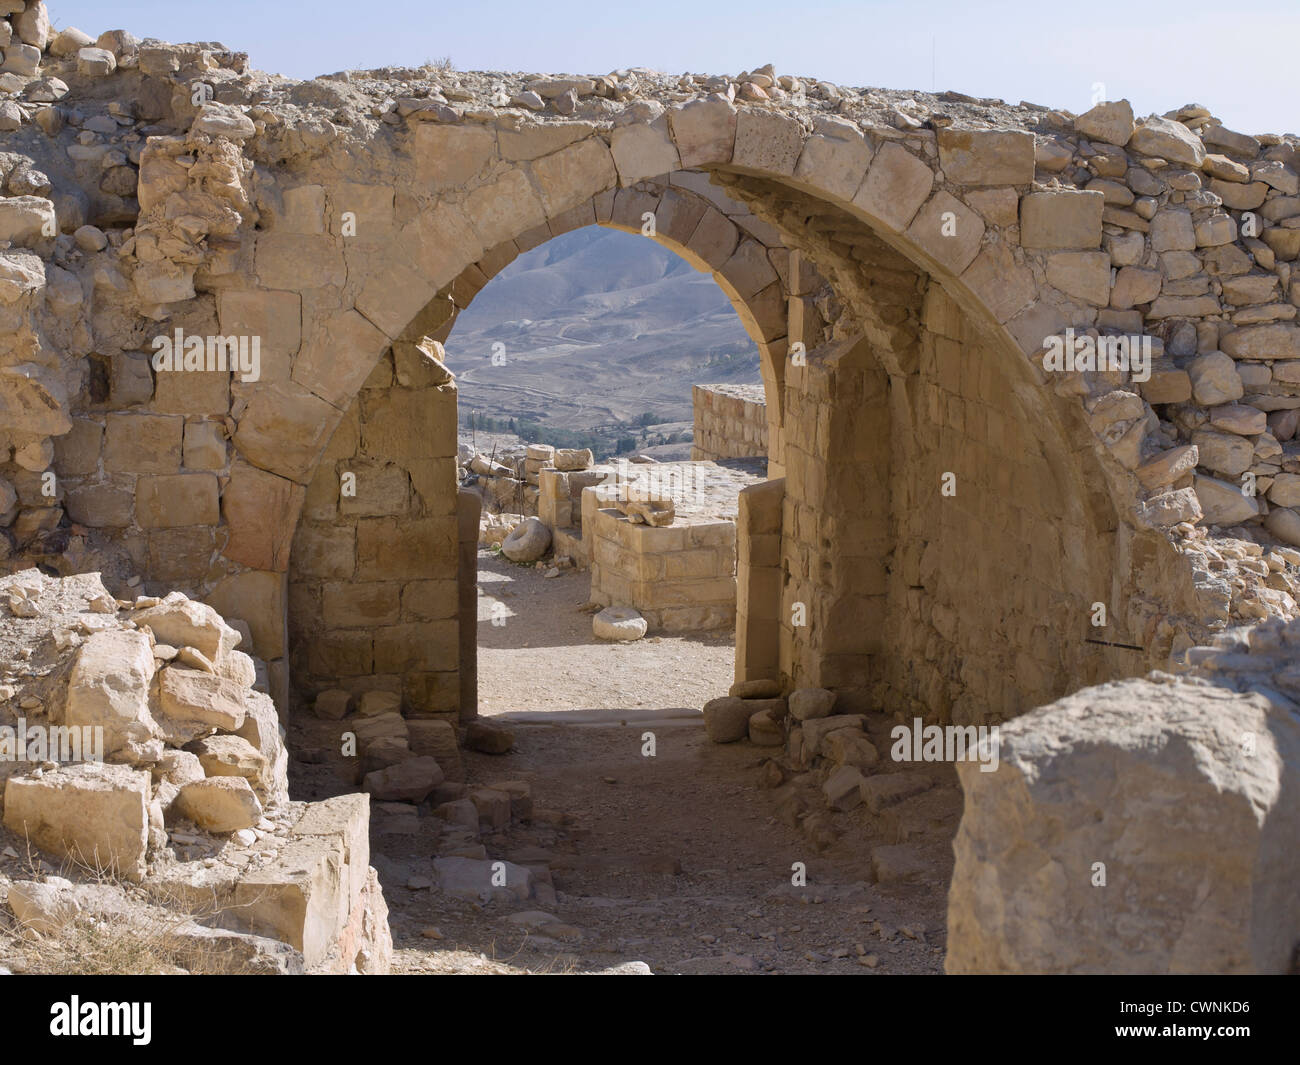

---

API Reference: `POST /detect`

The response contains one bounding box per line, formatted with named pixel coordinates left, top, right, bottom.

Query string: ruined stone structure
left=692, top=382, right=768, bottom=461
left=10, top=21, right=1297, bottom=729
left=4, top=0, right=1300, bottom=973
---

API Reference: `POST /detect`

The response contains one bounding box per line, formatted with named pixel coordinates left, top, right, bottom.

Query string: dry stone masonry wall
left=692, top=382, right=768, bottom=460
left=0, top=568, right=390, bottom=972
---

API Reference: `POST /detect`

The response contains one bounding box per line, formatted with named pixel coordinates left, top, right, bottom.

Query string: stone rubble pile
left=460, top=439, right=598, bottom=525
left=703, top=679, right=960, bottom=873
left=302, top=689, right=570, bottom=909
left=0, top=568, right=390, bottom=972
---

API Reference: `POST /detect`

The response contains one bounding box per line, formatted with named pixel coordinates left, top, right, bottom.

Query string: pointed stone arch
left=164, top=96, right=1211, bottom=718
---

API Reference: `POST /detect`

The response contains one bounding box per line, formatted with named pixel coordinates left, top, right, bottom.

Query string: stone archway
left=246, top=99, right=1192, bottom=722
left=284, top=171, right=812, bottom=714
left=24, top=68, right=1268, bottom=726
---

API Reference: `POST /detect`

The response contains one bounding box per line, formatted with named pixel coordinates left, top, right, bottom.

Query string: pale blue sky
left=48, top=0, right=1298, bottom=134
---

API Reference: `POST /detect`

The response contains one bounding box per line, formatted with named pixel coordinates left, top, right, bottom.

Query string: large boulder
left=947, top=675, right=1300, bottom=974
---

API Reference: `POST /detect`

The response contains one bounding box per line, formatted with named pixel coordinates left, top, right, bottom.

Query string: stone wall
left=585, top=484, right=737, bottom=632
left=288, top=339, right=461, bottom=720
left=4, top=7, right=1300, bottom=737
left=691, top=382, right=767, bottom=460
left=735, top=477, right=783, bottom=682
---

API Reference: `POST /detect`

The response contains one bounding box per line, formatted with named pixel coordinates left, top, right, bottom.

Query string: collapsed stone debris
left=0, top=568, right=390, bottom=973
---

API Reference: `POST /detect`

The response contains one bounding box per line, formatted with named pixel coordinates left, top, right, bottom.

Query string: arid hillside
left=448, top=228, right=762, bottom=448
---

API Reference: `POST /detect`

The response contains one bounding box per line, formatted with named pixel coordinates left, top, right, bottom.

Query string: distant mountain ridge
left=446, top=227, right=761, bottom=434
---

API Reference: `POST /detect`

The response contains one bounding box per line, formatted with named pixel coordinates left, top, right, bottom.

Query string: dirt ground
left=290, top=550, right=957, bottom=974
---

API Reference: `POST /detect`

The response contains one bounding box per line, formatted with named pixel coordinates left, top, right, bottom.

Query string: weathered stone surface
left=63, top=629, right=159, bottom=761
left=3, top=763, right=150, bottom=881
left=789, top=687, right=836, bottom=721
left=434, top=856, right=533, bottom=902
left=1020, top=190, right=1104, bottom=249
left=174, top=776, right=263, bottom=833
left=948, top=677, right=1300, bottom=974
left=188, top=733, right=267, bottom=784
left=501, top=515, right=552, bottom=562
left=667, top=96, right=736, bottom=168
left=1135, top=445, right=1198, bottom=491
left=729, top=678, right=782, bottom=699
left=747, top=707, right=784, bottom=745
left=593, top=605, right=647, bottom=641
left=157, top=666, right=248, bottom=740
left=937, top=128, right=1034, bottom=186
left=853, top=142, right=933, bottom=232
left=1187, top=351, right=1244, bottom=406
left=1193, top=473, right=1260, bottom=525
left=702, top=695, right=751, bottom=742
left=1128, top=116, right=1206, bottom=167
left=6, top=878, right=82, bottom=934
left=1191, top=429, right=1252, bottom=477
left=135, top=594, right=241, bottom=662
left=823, top=764, right=866, bottom=810
left=363, top=756, right=444, bottom=802
left=1073, top=99, right=1134, bottom=145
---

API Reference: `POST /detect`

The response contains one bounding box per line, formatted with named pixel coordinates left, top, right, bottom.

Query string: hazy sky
left=48, top=0, right=1298, bottom=134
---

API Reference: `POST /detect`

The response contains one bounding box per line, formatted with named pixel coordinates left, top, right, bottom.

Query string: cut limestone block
left=174, top=776, right=263, bottom=833
left=63, top=628, right=160, bottom=762
left=3, top=762, right=150, bottom=881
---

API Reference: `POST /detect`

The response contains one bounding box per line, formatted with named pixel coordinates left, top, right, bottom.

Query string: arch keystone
left=609, top=120, right=680, bottom=185
left=732, top=108, right=805, bottom=176
left=667, top=95, right=738, bottom=168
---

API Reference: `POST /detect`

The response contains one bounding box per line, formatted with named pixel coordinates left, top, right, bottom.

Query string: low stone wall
left=584, top=484, right=737, bottom=632
left=692, top=383, right=767, bottom=461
